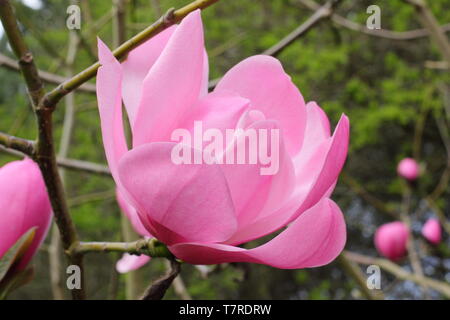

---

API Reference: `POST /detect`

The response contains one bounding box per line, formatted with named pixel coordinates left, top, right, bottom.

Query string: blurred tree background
left=0, top=0, right=449, bottom=299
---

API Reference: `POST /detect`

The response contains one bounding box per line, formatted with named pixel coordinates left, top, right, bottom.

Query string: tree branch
left=341, top=172, right=398, bottom=218
left=57, top=157, right=111, bottom=176
left=141, top=259, right=181, bottom=300
left=0, top=0, right=84, bottom=299
left=264, top=0, right=340, bottom=56
left=299, top=0, right=450, bottom=41
left=337, top=254, right=384, bottom=300
left=41, top=0, right=222, bottom=111
left=344, top=251, right=450, bottom=298
left=0, top=145, right=112, bottom=177
left=403, top=0, right=450, bottom=64
left=0, top=132, right=35, bottom=156
left=72, top=238, right=173, bottom=258
left=208, top=0, right=341, bottom=89
left=0, top=53, right=96, bottom=93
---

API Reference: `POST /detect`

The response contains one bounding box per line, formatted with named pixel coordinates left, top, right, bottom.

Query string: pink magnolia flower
left=374, top=222, right=409, bottom=261
left=0, top=159, right=52, bottom=271
left=422, top=218, right=441, bottom=245
left=397, top=158, right=420, bottom=181
left=97, top=10, right=349, bottom=270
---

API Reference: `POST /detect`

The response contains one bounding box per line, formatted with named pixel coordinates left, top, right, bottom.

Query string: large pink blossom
left=97, top=10, right=349, bottom=271
left=0, top=159, right=52, bottom=271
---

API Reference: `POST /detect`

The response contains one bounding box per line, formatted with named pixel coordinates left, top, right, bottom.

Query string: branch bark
left=263, top=0, right=340, bottom=56
left=141, top=259, right=181, bottom=300
left=337, top=254, right=384, bottom=300
left=73, top=238, right=173, bottom=258
left=0, top=53, right=96, bottom=93
left=300, top=0, right=450, bottom=41
left=41, top=0, right=222, bottom=111
left=48, top=26, right=80, bottom=301
left=0, top=145, right=112, bottom=176
left=344, top=251, right=450, bottom=298
left=208, top=0, right=341, bottom=89
left=403, top=0, right=450, bottom=64
left=0, top=0, right=84, bottom=299
left=0, top=132, right=35, bottom=156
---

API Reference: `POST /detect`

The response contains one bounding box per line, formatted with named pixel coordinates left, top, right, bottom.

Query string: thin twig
left=68, top=189, right=115, bottom=208
left=403, top=0, right=450, bottom=64
left=165, top=260, right=192, bottom=300
left=48, top=27, right=80, bottom=300
left=299, top=0, right=450, bottom=41
left=341, top=172, right=398, bottom=218
left=425, top=60, right=449, bottom=70
left=425, top=197, right=450, bottom=235
left=0, top=145, right=112, bottom=176
left=337, top=254, right=384, bottom=300
left=0, top=53, right=96, bottom=93
left=264, top=0, right=340, bottom=56
left=0, top=132, right=35, bottom=156
left=141, top=259, right=181, bottom=300
left=400, top=184, right=429, bottom=298
left=73, top=238, right=173, bottom=258
left=41, top=0, right=222, bottom=111
left=208, top=0, right=340, bottom=90
left=344, top=251, right=450, bottom=298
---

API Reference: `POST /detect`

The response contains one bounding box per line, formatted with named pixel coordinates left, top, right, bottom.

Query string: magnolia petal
left=227, top=114, right=348, bottom=244
left=215, top=55, right=306, bottom=156
left=219, top=120, right=295, bottom=235
left=118, top=142, right=237, bottom=245
left=133, top=10, right=205, bottom=147
left=177, top=92, right=249, bottom=136
left=122, top=26, right=177, bottom=126
left=96, top=38, right=128, bottom=184
left=170, top=198, right=346, bottom=269
left=116, top=254, right=151, bottom=273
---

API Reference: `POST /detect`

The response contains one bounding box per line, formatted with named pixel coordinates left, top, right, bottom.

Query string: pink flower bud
left=0, top=159, right=52, bottom=271
left=374, top=221, right=409, bottom=261
left=397, top=158, right=420, bottom=181
left=422, top=218, right=441, bottom=245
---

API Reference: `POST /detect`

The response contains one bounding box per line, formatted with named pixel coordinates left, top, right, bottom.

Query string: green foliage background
left=1, top=0, right=449, bottom=299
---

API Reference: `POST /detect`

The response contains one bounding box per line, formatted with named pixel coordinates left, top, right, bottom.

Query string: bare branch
left=0, top=132, right=35, bottom=157
left=0, top=0, right=84, bottom=299
left=0, top=53, right=96, bottom=93
left=141, top=259, right=181, bottom=300
left=425, top=60, right=449, bottom=70
left=344, top=251, right=450, bottom=298
left=208, top=0, right=341, bottom=90
left=337, top=254, right=384, bottom=300
left=57, top=157, right=111, bottom=176
left=42, top=0, right=222, bottom=111
left=73, top=238, right=173, bottom=258
left=341, top=172, right=398, bottom=218
left=299, top=0, right=450, bottom=41
left=403, top=0, right=450, bottom=64
left=263, top=0, right=341, bottom=56
left=0, top=144, right=112, bottom=177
